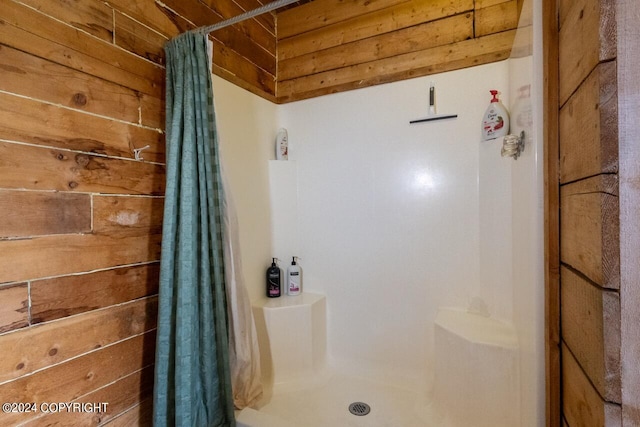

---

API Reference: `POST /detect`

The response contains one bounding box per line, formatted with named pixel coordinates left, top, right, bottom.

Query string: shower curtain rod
left=196, top=0, right=300, bottom=34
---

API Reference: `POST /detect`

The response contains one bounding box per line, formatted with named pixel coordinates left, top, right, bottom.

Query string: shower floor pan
left=244, top=295, right=520, bottom=426
left=236, top=371, right=439, bottom=427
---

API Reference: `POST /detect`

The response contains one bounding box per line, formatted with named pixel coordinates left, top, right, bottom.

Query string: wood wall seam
left=277, top=0, right=412, bottom=39
left=0, top=296, right=158, bottom=384
left=559, top=61, right=618, bottom=184
left=558, top=0, right=616, bottom=105
left=277, top=29, right=516, bottom=103
left=0, top=330, right=156, bottom=425
left=0, top=45, right=143, bottom=126
left=0, top=283, right=29, bottom=334
left=0, top=92, right=165, bottom=163
left=18, top=365, right=155, bottom=426
left=560, top=174, right=620, bottom=290
left=278, top=13, right=474, bottom=81
left=277, top=0, right=475, bottom=59
left=562, top=342, right=622, bottom=426
left=561, top=264, right=621, bottom=403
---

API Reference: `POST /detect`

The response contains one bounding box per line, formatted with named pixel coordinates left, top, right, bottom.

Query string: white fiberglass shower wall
left=214, top=0, right=543, bottom=423
left=276, top=62, right=504, bottom=386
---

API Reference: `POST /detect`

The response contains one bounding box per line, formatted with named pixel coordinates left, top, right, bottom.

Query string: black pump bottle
left=266, top=258, right=281, bottom=298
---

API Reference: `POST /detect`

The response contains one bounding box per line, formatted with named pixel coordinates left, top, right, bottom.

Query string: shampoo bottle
left=266, top=258, right=281, bottom=298
left=286, top=256, right=301, bottom=296
left=481, top=90, right=510, bottom=141
left=275, top=128, right=288, bottom=160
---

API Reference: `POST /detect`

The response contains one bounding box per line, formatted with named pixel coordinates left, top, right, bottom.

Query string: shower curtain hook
left=133, top=145, right=151, bottom=161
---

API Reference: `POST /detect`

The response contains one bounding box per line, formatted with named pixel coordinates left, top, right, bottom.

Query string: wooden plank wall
left=0, top=0, right=274, bottom=425
left=557, top=0, right=624, bottom=425
left=275, top=0, right=522, bottom=102
left=616, top=0, right=640, bottom=424
left=544, top=0, right=561, bottom=425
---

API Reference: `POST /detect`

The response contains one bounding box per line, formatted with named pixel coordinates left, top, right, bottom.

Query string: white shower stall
left=214, top=0, right=544, bottom=424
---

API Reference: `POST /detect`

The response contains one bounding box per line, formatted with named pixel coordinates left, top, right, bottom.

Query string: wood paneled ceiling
left=274, top=0, right=526, bottom=103
left=205, top=0, right=526, bottom=103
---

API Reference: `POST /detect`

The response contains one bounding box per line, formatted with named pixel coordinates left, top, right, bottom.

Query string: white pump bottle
left=286, top=256, right=301, bottom=296
left=481, top=90, right=510, bottom=141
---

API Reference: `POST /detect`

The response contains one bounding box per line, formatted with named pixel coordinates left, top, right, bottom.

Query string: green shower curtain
left=153, top=31, right=235, bottom=427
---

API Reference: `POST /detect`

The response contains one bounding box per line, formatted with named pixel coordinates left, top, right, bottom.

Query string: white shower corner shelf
left=409, top=114, right=458, bottom=124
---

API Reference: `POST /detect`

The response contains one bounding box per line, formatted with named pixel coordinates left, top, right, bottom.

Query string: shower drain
left=348, top=402, right=371, bottom=416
